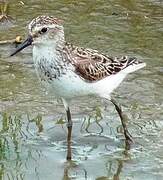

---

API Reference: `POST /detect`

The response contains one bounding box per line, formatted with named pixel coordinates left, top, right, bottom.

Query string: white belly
left=36, top=67, right=127, bottom=100
left=40, top=70, right=95, bottom=98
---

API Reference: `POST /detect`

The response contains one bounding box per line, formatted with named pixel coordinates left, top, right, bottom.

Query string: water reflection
left=63, top=161, right=87, bottom=180
left=81, top=106, right=104, bottom=135
left=0, top=97, right=161, bottom=178
left=62, top=155, right=128, bottom=180
left=0, top=111, right=132, bottom=179
left=27, top=114, right=44, bottom=134
left=0, top=1, right=14, bottom=29
left=0, top=113, right=44, bottom=179
left=105, top=159, right=123, bottom=180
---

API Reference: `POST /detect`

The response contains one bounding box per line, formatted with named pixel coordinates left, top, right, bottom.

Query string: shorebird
left=11, top=15, right=146, bottom=160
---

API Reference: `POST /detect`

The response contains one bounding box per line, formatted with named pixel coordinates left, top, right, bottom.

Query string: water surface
left=0, top=0, right=163, bottom=179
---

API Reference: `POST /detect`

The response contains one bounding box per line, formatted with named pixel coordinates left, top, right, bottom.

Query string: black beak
left=10, top=35, right=33, bottom=56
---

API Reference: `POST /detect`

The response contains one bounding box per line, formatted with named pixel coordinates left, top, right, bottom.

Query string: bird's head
left=11, top=15, right=64, bottom=56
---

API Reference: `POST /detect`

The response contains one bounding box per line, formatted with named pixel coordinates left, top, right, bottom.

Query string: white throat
left=32, top=35, right=67, bottom=78
left=33, top=31, right=65, bottom=59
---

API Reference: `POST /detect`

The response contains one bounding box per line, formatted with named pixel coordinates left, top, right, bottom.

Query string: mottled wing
left=64, top=43, right=139, bottom=82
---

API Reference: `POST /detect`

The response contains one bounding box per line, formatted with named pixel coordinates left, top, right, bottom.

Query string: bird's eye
left=40, top=27, right=47, bottom=33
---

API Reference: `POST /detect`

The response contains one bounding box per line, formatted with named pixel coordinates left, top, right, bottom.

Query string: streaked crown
left=28, top=15, right=63, bottom=31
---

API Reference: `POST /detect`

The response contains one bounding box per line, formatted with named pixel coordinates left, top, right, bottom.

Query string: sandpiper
left=11, top=15, right=146, bottom=160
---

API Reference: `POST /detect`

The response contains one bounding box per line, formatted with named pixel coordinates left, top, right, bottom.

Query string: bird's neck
left=51, top=33, right=65, bottom=51
left=32, top=36, right=68, bottom=74
left=33, top=35, right=65, bottom=59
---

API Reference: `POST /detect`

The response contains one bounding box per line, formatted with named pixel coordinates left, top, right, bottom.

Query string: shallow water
left=0, top=0, right=163, bottom=179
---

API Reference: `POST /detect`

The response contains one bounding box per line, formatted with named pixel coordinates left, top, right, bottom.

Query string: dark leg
left=110, top=98, right=133, bottom=148
left=66, top=107, right=73, bottom=160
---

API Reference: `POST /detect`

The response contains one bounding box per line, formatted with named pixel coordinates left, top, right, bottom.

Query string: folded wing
left=64, top=43, right=144, bottom=82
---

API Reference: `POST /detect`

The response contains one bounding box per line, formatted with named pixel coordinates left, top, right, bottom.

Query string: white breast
left=32, top=45, right=94, bottom=98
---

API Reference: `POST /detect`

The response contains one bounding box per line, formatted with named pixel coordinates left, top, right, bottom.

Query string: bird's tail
left=121, top=57, right=146, bottom=74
